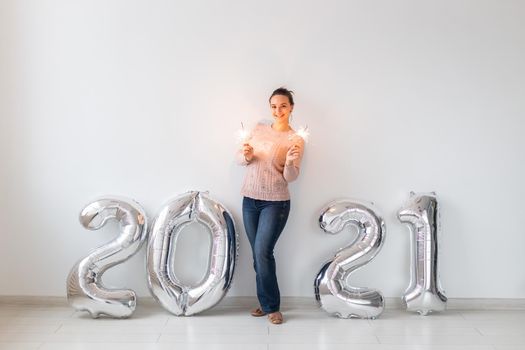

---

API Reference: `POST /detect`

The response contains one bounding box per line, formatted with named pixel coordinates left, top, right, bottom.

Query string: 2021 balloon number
left=67, top=198, right=148, bottom=318
left=398, top=192, right=447, bottom=315
left=67, top=191, right=445, bottom=319
left=314, top=200, right=386, bottom=319
left=67, top=191, right=237, bottom=319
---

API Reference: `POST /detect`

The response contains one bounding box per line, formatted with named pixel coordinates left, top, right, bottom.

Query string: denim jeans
left=242, top=196, right=290, bottom=313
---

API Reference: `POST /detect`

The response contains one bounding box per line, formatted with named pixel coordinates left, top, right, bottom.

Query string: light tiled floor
left=0, top=299, right=524, bottom=349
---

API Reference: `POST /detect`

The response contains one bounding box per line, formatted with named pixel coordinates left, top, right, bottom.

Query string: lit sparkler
left=291, top=125, right=310, bottom=143
left=236, top=122, right=250, bottom=144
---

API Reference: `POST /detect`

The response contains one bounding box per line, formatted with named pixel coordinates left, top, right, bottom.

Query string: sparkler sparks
left=291, top=125, right=310, bottom=143
left=237, top=122, right=250, bottom=143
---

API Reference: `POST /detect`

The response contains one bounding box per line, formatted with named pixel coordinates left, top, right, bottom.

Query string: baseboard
left=445, top=298, right=525, bottom=310
left=0, top=295, right=67, bottom=307
left=1, top=295, right=524, bottom=310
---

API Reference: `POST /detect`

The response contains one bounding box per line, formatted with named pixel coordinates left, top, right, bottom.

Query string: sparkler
left=237, top=122, right=250, bottom=144
left=290, top=125, right=310, bottom=143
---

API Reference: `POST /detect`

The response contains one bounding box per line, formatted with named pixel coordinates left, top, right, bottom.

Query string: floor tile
left=377, top=334, right=490, bottom=346
left=268, top=333, right=379, bottom=344
left=0, top=325, right=60, bottom=333
left=268, top=324, right=374, bottom=336
left=460, top=311, right=525, bottom=321
left=370, top=324, right=481, bottom=336
left=56, top=324, right=165, bottom=334
left=158, top=333, right=269, bottom=343
left=0, top=332, right=160, bottom=343
left=162, top=324, right=268, bottom=335
left=0, top=318, right=62, bottom=327
left=482, top=335, right=525, bottom=346
left=476, top=325, right=525, bottom=336
left=0, top=343, right=42, bottom=350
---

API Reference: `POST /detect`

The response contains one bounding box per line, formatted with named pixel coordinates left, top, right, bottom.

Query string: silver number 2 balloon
left=314, top=199, right=386, bottom=319
left=398, top=192, right=447, bottom=315
left=147, top=191, right=237, bottom=316
left=66, top=197, right=148, bottom=318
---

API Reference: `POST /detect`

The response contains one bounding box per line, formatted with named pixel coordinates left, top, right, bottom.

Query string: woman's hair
left=269, top=87, right=295, bottom=106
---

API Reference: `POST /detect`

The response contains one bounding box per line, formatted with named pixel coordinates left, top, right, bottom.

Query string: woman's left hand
left=285, top=144, right=301, bottom=166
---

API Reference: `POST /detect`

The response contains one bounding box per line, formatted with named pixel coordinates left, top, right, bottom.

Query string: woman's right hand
left=243, top=143, right=254, bottom=162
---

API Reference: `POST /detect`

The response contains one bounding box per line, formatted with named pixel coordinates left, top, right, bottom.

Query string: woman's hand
left=285, top=144, right=301, bottom=166
left=243, top=143, right=254, bottom=162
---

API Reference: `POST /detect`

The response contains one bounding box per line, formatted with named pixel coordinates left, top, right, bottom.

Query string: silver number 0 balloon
left=66, top=197, right=148, bottom=318
left=147, top=191, right=237, bottom=316
left=314, top=199, right=386, bottom=319
left=398, top=192, right=447, bottom=315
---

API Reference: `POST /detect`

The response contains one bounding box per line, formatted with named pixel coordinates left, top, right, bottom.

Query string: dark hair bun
left=269, top=87, right=295, bottom=105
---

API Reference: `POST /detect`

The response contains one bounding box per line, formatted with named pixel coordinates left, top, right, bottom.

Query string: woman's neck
left=271, top=121, right=291, bottom=132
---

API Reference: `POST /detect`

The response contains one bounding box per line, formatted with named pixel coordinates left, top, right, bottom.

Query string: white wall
left=1, top=0, right=524, bottom=299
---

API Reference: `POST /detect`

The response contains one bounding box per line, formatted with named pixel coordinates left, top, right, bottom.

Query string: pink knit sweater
left=237, top=122, right=305, bottom=201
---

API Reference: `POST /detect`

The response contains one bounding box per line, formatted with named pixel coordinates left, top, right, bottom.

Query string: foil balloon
left=314, top=199, right=386, bottom=319
left=66, top=197, right=148, bottom=318
left=398, top=192, right=447, bottom=315
left=147, top=191, right=237, bottom=316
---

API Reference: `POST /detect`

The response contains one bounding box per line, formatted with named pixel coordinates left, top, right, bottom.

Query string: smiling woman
left=236, top=87, right=306, bottom=325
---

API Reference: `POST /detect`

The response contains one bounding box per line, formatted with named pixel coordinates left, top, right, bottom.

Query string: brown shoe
left=250, top=307, right=267, bottom=317
left=268, top=311, right=283, bottom=324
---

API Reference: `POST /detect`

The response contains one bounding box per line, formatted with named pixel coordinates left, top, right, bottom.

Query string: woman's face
left=270, top=95, right=293, bottom=123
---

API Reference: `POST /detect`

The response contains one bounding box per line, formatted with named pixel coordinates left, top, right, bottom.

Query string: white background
left=1, top=0, right=524, bottom=299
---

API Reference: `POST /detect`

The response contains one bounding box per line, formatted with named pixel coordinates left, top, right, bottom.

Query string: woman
left=237, top=87, right=305, bottom=324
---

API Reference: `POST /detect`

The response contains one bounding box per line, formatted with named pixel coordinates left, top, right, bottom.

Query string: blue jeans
left=242, top=196, right=290, bottom=313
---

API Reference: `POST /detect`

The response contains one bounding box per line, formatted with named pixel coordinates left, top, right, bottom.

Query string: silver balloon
left=398, top=192, right=447, bottom=315
left=66, top=197, right=148, bottom=318
left=314, top=199, right=386, bottom=319
left=147, top=191, right=237, bottom=316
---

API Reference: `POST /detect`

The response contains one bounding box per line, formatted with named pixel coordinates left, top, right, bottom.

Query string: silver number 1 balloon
left=398, top=192, right=447, bottom=315
left=147, top=191, right=237, bottom=316
left=66, top=197, right=148, bottom=318
left=314, top=199, right=386, bottom=319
